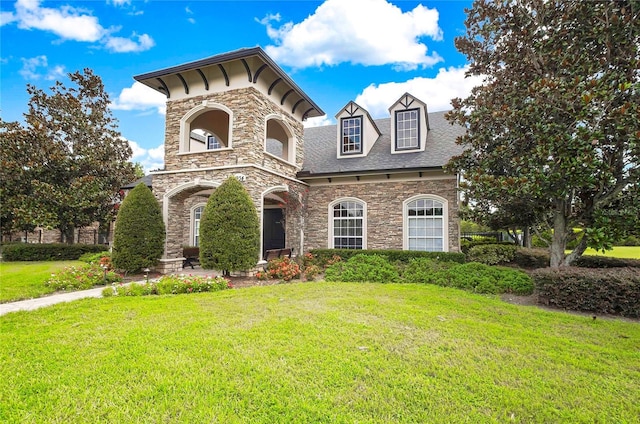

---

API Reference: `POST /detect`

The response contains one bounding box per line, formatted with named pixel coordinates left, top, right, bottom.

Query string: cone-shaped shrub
left=199, top=176, right=260, bottom=275
left=112, top=183, right=165, bottom=272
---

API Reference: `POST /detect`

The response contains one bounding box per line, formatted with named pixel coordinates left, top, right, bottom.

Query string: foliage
left=618, top=235, right=640, bottom=246
left=262, top=257, right=301, bottom=281
left=302, top=264, right=321, bottom=281
left=0, top=70, right=135, bottom=242
left=45, top=263, right=122, bottom=291
left=533, top=267, right=640, bottom=318
left=460, top=238, right=514, bottom=254
left=78, top=251, right=111, bottom=264
left=400, top=258, right=458, bottom=284
left=1, top=243, right=107, bottom=261
left=512, top=248, right=551, bottom=269
left=199, top=176, right=260, bottom=275
left=447, top=1, right=640, bottom=267
left=324, top=254, right=400, bottom=283
left=574, top=255, right=640, bottom=269
left=0, top=261, right=82, bottom=303
left=102, top=274, right=231, bottom=297
left=112, top=183, right=165, bottom=273
left=432, top=262, right=534, bottom=295
left=466, top=244, right=517, bottom=265
left=310, top=249, right=465, bottom=268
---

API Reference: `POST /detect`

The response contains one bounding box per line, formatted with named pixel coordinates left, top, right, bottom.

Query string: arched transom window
left=404, top=196, right=448, bottom=251
left=330, top=199, right=366, bottom=249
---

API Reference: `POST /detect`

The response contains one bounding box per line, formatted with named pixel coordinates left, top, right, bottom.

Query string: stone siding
left=304, top=178, right=460, bottom=253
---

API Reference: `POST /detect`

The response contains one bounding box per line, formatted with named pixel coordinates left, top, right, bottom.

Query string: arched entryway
left=261, top=186, right=289, bottom=259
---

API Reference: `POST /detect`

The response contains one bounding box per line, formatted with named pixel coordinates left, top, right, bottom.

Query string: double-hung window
left=332, top=200, right=364, bottom=249
left=341, top=116, right=362, bottom=154
left=406, top=198, right=444, bottom=251
left=193, top=206, right=204, bottom=246
left=395, top=109, right=419, bottom=150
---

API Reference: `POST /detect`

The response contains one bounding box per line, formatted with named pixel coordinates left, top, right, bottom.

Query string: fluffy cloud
left=262, top=0, right=443, bottom=70
left=112, top=82, right=166, bottom=115
left=128, top=139, right=164, bottom=173
left=355, top=66, right=485, bottom=117
left=19, top=55, right=65, bottom=80
left=3, top=0, right=154, bottom=53
left=304, top=115, right=334, bottom=128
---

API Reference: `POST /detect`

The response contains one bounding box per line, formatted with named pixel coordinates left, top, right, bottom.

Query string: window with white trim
left=341, top=116, right=362, bottom=154
left=395, top=109, right=419, bottom=150
left=207, top=135, right=222, bottom=150
left=331, top=200, right=365, bottom=249
left=406, top=197, right=445, bottom=251
left=193, top=206, right=204, bottom=247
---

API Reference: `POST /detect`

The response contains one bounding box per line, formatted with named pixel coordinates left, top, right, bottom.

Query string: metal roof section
left=133, top=47, right=324, bottom=120
left=298, top=110, right=465, bottom=178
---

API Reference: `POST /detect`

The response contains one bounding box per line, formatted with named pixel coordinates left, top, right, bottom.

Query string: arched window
left=180, top=102, right=232, bottom=153
left=329, top=198, right=366, bottom=249
left=265, top=117, right=295, bottom=163
left=403, top=195, right=448, bottom=251
left=192, top=205, right=205, bottom=247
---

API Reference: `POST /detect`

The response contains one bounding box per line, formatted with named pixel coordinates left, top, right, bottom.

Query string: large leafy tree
left=199, top=176, right=260, bottom=276
left=112, top=183, right=165, bottom=273
left=1, top=69, right=135, bottom=243
left=447, top=0, right=639, bottom=267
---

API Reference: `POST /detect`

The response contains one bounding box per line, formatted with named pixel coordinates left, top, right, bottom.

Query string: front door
left=263, top=208, right=285, bottom=255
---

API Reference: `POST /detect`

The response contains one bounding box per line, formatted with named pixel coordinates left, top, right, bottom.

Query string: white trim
left=264, top=114, right=297, bottom=165
left=162, top=179, right=220, bottom=229
left=327, top=197, right=367, bottom=249
left=177, top=147, right=233, bottom=156
left=402, top=194, right=449, bottom=252
left=179, top=101, right=234, bottom=153
left=151, top=163, right=309, bottom=186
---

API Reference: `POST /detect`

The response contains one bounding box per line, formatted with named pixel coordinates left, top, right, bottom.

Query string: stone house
left=132, top=47, right=464, bottom=273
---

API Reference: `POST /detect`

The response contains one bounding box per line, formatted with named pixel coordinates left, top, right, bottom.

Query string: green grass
left=0, top=261, right=83, bottom=303
left=583, top=246, right=640, bottom=259
left=1, top=282, right=638, bottom=423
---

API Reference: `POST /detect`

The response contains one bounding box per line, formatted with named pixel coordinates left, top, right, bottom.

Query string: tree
left=1, top=69, right=135, bottom=243
left=199, top=176, right=260, bottom=275
left=447, top=0, right=639, bottom=267
left=112, top=183, right=165, bottom=273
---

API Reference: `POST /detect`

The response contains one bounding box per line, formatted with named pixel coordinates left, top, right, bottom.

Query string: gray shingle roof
left=299, top=110, right=465, bottom=177
left=122, top=174, right=153, bottom=189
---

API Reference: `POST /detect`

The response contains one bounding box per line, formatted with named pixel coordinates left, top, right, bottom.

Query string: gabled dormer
left=389, top=93, right=429, bottom=154
left=335, top=101, right=381, bottom=159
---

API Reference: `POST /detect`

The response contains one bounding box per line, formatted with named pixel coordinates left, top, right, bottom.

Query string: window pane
left=332, top=200, right=364, bottom=249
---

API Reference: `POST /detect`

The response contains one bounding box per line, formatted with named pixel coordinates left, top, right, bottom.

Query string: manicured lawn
left=0, top=261, right=83, bottom=303
left=583, top=246, right=640, bottom=259
left=1, top=283, right=638, bottom=423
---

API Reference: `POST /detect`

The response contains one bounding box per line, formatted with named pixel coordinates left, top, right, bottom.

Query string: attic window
left=395, top=109, right=420, bottom=150
left=341, top=116, right=362, bottom=155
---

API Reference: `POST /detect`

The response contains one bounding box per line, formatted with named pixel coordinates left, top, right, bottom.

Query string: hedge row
left=532, top=267, right=640, bottom=318
left=1, top=243, right=108, bottom=261
left=309, top=249, right=466, bottom=268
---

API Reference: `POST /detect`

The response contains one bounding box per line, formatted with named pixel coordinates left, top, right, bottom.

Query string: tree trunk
left=523, top=227, right=531, bottom=248
left=550, top=200, right=568, bottom=268
left=564, top=235, right=588, bottom=266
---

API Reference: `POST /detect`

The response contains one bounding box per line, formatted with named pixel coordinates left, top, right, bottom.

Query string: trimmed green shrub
left=46, top=263, right=122, bottom=291
left=199, top=176, right=260, bottom=275
left=112, top=183, right=165, bottom=273
left=434, top=262, right=534, bottom=295
left=310, top=249, right=465, bottom=268
left=325, top=254, right=400, bottom=283
left=460, top=238, right=514, bottom=254
left=575, top=255, right=640, bottom=268
left=1, top=243, right=107, bottom=261
left=79, top=251, right=110, bottom=264
left=532, top=267, right=640, bottom=317
left=467, top=244, right=517, bottom=265
left=512, top=248, right=550, bottom=269
left=618, top=235, right=640, bottom=246
left=401, top=257, right=457, bottom=284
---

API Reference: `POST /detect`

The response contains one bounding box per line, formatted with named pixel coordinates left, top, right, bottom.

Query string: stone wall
left=304, top=177, right=460, bottom=252
left=2, top=223, right=111, bottom=245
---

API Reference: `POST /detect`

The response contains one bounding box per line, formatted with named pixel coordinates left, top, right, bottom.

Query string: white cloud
left=304, top=115, right=334, bottom=128
left=4, top=0, right=153, bottom=53
left=126, top=139, right=164, bottom=173
left=19, top=55, right=65, bottom=80
left=112, top=82, right=166, bottom=115
left=354, top=66, right=484, bottom=117
left=262, top=0, right=443, bottom=70
left=104, top=33, right=154, bottom=53
left=108, top=0, right=131, bottom=6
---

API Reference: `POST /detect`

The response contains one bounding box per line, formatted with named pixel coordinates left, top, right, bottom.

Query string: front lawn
left=582, top=246, right=640, bottom=259
left=0, top=261, right=83, bottom=303
left=1, top=283, right=638, bottom=423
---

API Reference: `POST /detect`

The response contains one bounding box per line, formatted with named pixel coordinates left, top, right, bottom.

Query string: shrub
left=112, top=183, right=165, bottom=273
left=103, top=274, right=232, bottom=297
left=467, top=244, right=517, bottom=265
left=532, top=267, right=640, bottom=317
left=618, top=235, right=640, bottom=246
left=263, top=257, right=301, bottom=281
left=434, top=262, right=534, bottom=295
left=575, top=255, right=640, bottom=269
left=325, top=254, right=400, bottom=283
left=303, top=264, right=321, bottom=281
left=46, top=263, right=122, bottom=291
left=79, top=251, right=110, bottom=264
left=460, top=238, right=513, bottom=254
left=512, top=248, right=550, bottom=269
left=1, top=243, right=108, bottom=261
left=401, top=258, right=457, bottom=284
left=310, top=249, right=465, bottom=268
left=199, top=176, right=260, bottom=275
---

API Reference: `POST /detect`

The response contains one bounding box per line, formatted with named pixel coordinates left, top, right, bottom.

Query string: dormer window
left=395, top=109, right=420, bottom=150
left=341, top=116, right=363, bottom=154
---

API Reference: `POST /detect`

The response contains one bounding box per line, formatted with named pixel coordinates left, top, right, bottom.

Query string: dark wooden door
left=263, top=208, right=285, bottom=254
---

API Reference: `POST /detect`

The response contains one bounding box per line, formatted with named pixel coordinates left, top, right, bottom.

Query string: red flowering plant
left=265, top=257, right=301, bottom=281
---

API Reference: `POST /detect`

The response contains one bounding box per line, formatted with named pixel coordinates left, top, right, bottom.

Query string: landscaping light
left=144, top=268, right=150, bottom=283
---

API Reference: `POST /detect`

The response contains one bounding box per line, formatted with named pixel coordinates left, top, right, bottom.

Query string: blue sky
left=1, top=0, right=479, bottom=172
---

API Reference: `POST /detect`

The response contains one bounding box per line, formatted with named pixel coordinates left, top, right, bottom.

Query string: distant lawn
left=0, top=261, right=83, bottom=303
left=583, top=246, right=640, bottom=259
left=1, top=283, right=638, bottom=423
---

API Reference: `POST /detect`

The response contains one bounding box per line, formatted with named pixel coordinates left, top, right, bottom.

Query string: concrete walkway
left=0, top=286, right=108, bottom=316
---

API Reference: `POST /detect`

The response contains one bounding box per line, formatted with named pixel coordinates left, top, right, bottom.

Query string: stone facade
left=2, top=223, right=111, bottom=245
left=304, top=176, right=459, bottom=252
